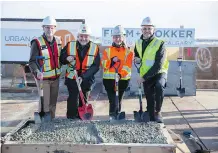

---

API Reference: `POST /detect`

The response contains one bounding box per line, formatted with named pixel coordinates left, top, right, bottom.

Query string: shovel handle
left=68, top=56, right=76, bottom=68
left=134, top=59, right=142, bottom=73
left=112, top=60, right=121, bottom=73
left=74, top=69, right=86, bottom=106
left=35, top=56, right=45, bottom=113
left=36, top=56, right=45, bottom=73
left=112, top=60, right=121, bottom=112
left=177, top=57, right=183, bottom=67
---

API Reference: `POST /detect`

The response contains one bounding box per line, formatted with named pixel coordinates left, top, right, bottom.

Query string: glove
left=66, top=56, right=75, bottom=62
left=134, top=57, right=141, bottom=64
left=78, top=77, right=83, bottom=85
left=112, top=56, right=119, bottom=62
left=137, top=76, right=145, bottom=84
left=37, top=72, right=43, bottom=80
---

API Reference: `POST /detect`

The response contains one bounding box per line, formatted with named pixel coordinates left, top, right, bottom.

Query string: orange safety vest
left=65, top=41, right=99, bottom=79
left=34, top=36, right=62, bottom=79
left=101, top=46, right=133, bottom=80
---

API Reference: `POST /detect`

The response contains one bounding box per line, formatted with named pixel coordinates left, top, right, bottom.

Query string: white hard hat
left=141, top=17, right=154, bottom=26
left=78, top=24, right=91, bottom=35
left=112, top=25, right=126, bottom=36
left=42, top=16, right=57, bottom=26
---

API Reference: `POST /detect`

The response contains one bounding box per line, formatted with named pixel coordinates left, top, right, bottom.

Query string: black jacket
left=60, top=41, right=100, bottom=82
left=134, top=34, right=167, bottom=80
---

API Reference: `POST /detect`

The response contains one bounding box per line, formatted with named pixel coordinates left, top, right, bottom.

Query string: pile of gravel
left=10, top=119, right=168, bottom=144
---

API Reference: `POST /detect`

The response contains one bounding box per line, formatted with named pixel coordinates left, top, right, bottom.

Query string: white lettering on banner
left=165, top=40, right=194, bottom=46
left=102, top=28, right=195, bottom=47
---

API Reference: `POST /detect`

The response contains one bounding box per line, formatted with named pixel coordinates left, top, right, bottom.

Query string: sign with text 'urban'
left=102, top=28, right=195, bottom=47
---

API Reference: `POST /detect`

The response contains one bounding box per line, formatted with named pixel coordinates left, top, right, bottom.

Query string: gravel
left=10, top=119, right=168, bottom=144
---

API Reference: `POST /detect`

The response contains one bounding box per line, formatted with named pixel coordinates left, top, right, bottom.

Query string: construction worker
left=134, top=17, right=169, bottom=123
left=60, top=24, right=100, bottom=119
left=102, top=25, right=133, bottom=120
left=29, top=16, right=62, bottom=119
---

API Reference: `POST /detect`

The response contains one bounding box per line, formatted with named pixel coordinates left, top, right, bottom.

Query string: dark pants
left=103, top=79, right=130, bottom=116
left=65, top=78, right=92, bottom=118
left=143, top=73, right=167, bottom=121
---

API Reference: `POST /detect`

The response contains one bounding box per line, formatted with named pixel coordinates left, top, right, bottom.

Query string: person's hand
left=78, top=77, right=83, bottom=85
left=66, top=56, right=75, bottom=62
left=134, top=57, right=141, bottom=64
left=137, top=76, right=145, bottom=84
left=113, top=56, right=119, bottom=62
left=37, top=72, right=43, bottom=80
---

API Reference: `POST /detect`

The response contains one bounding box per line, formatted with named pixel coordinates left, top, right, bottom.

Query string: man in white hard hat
left=134, top=17, right=169, bottom=123
left=29, top=16, right=62, bottom=120
left=60, top=24, right=100, bottom=119
left=101, top=25, right=133, bottom=120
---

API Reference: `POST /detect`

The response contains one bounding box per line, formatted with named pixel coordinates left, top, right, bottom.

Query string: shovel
left=176, top=57, right=185, bottom=98
left=183, top=131, right=210, bottom=153
left=113, top=60, right=125, bottom=120
left=34, top=56, right=52, bottom=124
left=73, top=66, right=93, bottom=121
left=133, top=60, right=150, bottom=122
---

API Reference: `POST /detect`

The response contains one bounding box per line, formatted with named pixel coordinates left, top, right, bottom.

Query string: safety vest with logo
left=135, top=37, right=169, bottom=77
left=34, top=36, right=62, bottom=79
left=101, top=46, right=133, bottom=80
left=65, top=41, right=99, bottom=79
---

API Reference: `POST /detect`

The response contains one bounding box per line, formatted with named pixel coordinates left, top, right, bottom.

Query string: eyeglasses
left=44, top=26, right=55, bottom=30
left=113, top=35, right=124, bottom=39
left=142, top=28, right=154, bottom=31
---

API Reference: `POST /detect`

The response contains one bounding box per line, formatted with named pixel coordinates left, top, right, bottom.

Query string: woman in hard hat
left=101, top=25, right=133, bottom=120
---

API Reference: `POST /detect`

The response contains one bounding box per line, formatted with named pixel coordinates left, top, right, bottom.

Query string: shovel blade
left=34, top=111, right=52, bottom=124
left=141, top=111, right=150, bottom=123
left=133, top=111, right=142, bottom=122
left=78, top=104, right=93, bottom=120
left=116, top=111, right=125, bottom=120
left=44, top=112, right=52, bottom=122
left=34, top=112, right=42, bottom=124
left=177, top=87, right=185, bottom=98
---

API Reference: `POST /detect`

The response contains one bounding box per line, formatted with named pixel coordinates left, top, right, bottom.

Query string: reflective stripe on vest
left=101, top=48, right=110, bottom=68
left=103, top=72, right=131, bottom=80
left=66, top=41, right=98, bottom=79
left=102, top=47, right=131, bottom=80
left=136, top=37, right=169, bottom=77
left=36, top=36, right=62, bottom=78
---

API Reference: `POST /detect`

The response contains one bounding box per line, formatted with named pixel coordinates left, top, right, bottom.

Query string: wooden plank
left=2, top=143, right=175, bottom=153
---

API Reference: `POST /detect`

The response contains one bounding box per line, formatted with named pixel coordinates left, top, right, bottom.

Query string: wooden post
left=179, top=25, right=184, bottom=59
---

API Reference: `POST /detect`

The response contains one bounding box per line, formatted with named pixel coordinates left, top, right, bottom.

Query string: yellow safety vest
left=36, top=36, right=62, bottom=78
left=135, top=37, right=169, bottom=77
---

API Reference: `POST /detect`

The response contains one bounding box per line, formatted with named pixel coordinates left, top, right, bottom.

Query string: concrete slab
left=170, top=96, right=218, bottom=152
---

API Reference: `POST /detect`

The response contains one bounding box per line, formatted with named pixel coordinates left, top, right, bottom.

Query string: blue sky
left=1, top=0, right=218, bottom=38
